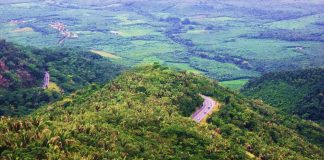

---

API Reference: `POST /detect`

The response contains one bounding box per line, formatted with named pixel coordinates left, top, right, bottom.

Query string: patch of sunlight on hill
left=48, top=82, right=61, bottom=92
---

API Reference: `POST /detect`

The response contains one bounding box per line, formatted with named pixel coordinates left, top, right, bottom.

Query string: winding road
left=192, top=95, right=217, bottom=123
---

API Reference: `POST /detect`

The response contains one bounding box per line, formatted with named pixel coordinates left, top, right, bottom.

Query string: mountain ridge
left=1, top=64, right=323, bottom=159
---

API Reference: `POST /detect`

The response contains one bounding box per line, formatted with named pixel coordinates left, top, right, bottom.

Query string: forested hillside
left=1, top=65, right=323, bottom=159
left=242, top=68, right=324, bottom=125
left=0, top=40, right=122, bottom=116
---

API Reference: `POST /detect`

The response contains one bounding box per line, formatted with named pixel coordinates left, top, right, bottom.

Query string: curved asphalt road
left=192, top=95, right=216, bottom=123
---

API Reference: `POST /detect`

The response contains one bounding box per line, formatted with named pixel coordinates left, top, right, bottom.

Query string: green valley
left=1, top=0, right=323, bottom=84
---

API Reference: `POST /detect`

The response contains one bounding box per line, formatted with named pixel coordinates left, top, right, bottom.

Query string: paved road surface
left=192, top=95, right=216, bottom=123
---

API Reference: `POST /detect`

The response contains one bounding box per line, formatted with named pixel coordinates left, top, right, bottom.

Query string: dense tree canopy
left=242, top=68, right=324, bottom=125
left=0, top=40, right=123, bottom=116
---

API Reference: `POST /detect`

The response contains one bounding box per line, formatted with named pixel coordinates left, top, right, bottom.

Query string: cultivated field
left=0, top=0, right=323, bottom=89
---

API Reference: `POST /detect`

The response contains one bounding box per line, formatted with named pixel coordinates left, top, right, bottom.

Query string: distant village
left=49, top=22, right=78, bottom=45
left=8, top=19, right=78, bottom=45
left=8, top=20, right=26, bottom=24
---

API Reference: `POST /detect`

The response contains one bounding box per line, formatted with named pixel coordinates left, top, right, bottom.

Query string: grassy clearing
left=186, top=29, right=208, bottom=34
left=183, top=25, right=302, bottom=61
left=220, top=38, right=303, bottom=60
left=189, top=57, right=260, bottom=80
left=219, top=79, right=249, bottom=91
left=9, top=2, right=38, bottom=8
left=11, top=27, right=33, bottom=33
left=117, top=27, right=158, bottom=37
left=192, top=16, right=241, bottom=23
left=111, top=40, right=184, bottom=59
left=140, top=56, right=165, bottom=64
left=90, top=50, right=121, bottom=59
left=183, top=27, right=249, bottom=43
left=165, top=62, right=202, bottom=74
left=1, top=26, right=49, bottom=46
left=268, top=13, right=324, bottom=30
left=115, top=14, right=146, bottom=25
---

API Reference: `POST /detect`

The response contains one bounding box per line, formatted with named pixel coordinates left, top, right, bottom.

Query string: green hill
left=1, top=64, right=323, bottom=159
left=241, top=68, right=324, bottom=125
left=0, top=40, right=123, bottom=116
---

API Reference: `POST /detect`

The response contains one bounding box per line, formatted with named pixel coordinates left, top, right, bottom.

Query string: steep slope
left=0, top=64, right=323, bottom=159
left=0, top=40, right=123, bottom=116
left=241, top=68, right=324, bottom=125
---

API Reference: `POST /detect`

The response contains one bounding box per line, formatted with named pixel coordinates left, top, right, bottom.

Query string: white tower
left=42, top=71, right=50, bottom=89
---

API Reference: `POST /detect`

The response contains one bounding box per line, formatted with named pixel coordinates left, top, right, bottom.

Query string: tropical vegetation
left=242, top=68, right=324, bottom=125
left=1, top=64, right=323, bottom=159
left=0, top=40, right=123, bottom=116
